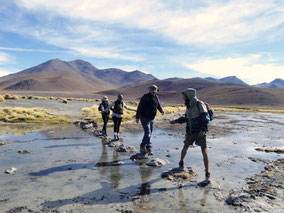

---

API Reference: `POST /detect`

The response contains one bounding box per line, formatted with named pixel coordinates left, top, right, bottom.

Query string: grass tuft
left=0, top=107, right=70, bottom=123
left=0, top=95, right=5, bottom=102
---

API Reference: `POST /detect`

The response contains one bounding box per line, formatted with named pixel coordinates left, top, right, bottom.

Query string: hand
left=170, top=120, right=176, bottom=124
left=161, top=112, right=165, bottom=116
left=136, top=118, right=139, bottom=124
left=198, top=130, right=205, bottom=137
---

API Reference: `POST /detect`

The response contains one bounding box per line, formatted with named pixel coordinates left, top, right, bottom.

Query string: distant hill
left=97, top=78, right=284, bottom=106
left=0, top=59, right=156, bottom=91
left=254, top=79, right=284, bottom=89
left=205, top=76, right=248, bottom=86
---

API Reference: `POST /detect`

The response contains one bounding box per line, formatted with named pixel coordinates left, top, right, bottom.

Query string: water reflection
left=110, top=151, right=121, bottom=189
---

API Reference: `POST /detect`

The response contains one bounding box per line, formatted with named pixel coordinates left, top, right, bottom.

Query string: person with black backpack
left=170, top=88, right=211, bottom=185
left=98, top=96, right=110, bottom=136
left=103, top=94, right=136, bottom=140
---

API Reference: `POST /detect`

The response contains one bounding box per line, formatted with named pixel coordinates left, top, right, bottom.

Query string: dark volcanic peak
left=205, top=76, right=248, bottom=86
left=254, top=78, right=284, bottom=89
left=4, top=79, right=40, bottom=90
left=19, top=59, right=72, bottom=75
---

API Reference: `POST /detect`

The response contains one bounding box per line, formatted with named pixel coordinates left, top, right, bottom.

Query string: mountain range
left=0, top=59, right=284, bottom=106
left=0, top=59, right=156, bottom=92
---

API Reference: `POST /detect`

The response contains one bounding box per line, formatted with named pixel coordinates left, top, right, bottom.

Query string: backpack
left=197, top=101, right=214, bottom=121
left=113, top=100, right=124, bottom=114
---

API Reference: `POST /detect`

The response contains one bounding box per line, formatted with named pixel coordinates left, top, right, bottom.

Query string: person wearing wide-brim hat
left=98, top=96, right=110, bottom=136
left=136, top=85, right=164, bottom=155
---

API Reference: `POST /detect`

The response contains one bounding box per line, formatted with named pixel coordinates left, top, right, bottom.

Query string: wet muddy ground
left=0, top=111, right=284, bottom=212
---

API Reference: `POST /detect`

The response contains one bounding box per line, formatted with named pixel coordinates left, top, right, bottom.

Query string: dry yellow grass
left=0, top=107, right=70, bottom=123
left=0, top=95, right=5, bottom=102
left=0, top=124, right=65, bottom=135
left=81, top=104, right=137, bottom=123
left=82, top=104, right=185, bottom=123
left=4, top=94, right=19, bottom=100
left=213, top=106, right=284, bottom=114
left=157, top=106, right=185, bottom=115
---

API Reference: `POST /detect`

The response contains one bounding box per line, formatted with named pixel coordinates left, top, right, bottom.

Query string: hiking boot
left=205, top=172, right=211, bottom=182
left=140, top=145, right=147, bottom=154
left=179, top=160, right=184, bottom=170
left=146, top=147, right=153, bottom=156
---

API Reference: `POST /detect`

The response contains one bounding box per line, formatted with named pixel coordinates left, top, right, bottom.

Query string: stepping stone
left=130, top=153, right=149, bottom=161
left=147, top=158, right=169, bottom=167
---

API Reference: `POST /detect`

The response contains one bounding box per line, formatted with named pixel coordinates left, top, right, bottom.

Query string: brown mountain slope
left=0, top=59, right=156, bottom=92
left=97, top=78, right=284, bottom=106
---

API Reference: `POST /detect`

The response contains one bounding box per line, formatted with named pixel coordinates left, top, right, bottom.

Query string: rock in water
left=115, top=145, right=136, bottom=153
left=102, top=137, right=112, bottom=144
left=130, top=153, right=149, bottom=161
left=147, top=158, right=169, bottom=167
left=108, top=141, right=124, bottom=148
left=5, top=167, right=17, bottom=174
left=162, top=167, right=197, bottom=181
left=18, top=150, right=30, bottom=154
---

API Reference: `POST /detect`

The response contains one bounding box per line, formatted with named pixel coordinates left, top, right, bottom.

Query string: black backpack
left=197, top=101, right=214, bottom=121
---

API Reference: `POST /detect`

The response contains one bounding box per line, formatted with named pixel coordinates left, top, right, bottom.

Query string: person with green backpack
left=170, top=88, right=212, bottom=185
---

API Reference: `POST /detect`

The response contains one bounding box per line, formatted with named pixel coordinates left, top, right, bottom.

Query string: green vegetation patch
left=0, top=107, right=70, bottom=123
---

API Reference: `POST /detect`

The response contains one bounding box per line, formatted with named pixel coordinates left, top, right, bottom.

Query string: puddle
left=0, top=111, right=284, bottom=212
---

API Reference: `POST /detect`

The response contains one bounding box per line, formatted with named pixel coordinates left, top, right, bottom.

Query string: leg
left=179, top=134, right=194, bottom=169
left=180, top=144, right=190, bottom=162
left=116, top=117, right=122, bottom=134
left=140, top=117, right=151, bottom=147
left=113, top=117, right=118, bottom=139
left=116, top=117, right=122, bottom=139
left=102, top=115, right=108, bottom=135
left=201, top=147, right=209, bottom=173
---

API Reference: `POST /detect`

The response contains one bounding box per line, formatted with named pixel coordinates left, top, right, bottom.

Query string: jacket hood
left=182, top=88, right=196, bottom=100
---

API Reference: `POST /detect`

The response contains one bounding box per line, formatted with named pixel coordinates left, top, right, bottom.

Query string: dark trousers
left=112, top=116, right=122, bottom=133
left=140, top=117, right=154, bottom=148
left=102, top=114, right=109, bottom=134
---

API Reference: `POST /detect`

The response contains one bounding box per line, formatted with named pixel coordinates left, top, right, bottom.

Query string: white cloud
left=15, top=0, right=284, bottom=45
left=0, top=68, right=14, bottom=77
left=183, top=54, right=284, bottom=84
left=0, top=47, right=67, bottom=53
left=0, top=52, right=10, bottom=64
left=75, top=47, right=143, bottom=62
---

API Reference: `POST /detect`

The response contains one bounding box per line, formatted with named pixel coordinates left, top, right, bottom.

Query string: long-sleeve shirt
left=174, top=101, right=209, bottom=135
left=136, top=93, right=164, bottom=120
left=103, top=101, right=135, bottom=118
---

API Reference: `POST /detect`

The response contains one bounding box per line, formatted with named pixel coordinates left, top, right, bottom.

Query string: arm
left=136, top=95, right=146, bottom=119
left=124, top=103, right=136, bottom=112
left=156, top=95, right=164, bottom=115
left=170, top=113, right=188, bottom=124
left=103, top=102, right=114, bottom=112
left=199, top=113, right=209, bottom=132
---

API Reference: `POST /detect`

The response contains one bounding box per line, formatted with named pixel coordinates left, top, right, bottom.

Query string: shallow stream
left=0, top=112, right=283, bottom=212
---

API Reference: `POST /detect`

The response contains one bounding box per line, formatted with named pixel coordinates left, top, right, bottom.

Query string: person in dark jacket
left=170, top=88, right=210, bottom=183
left=104, top=94, right=136, bottom=140
left=98, top=96, right=110, bottom=136
left=136, top=85, right=164, bottom=155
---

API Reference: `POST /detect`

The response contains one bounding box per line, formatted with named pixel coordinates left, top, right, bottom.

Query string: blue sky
left=0, top=0, right=284, bottom=84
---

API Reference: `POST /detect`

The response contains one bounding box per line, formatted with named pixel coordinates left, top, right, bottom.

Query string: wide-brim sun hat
left=148, top=85, right=159, bottom=92
left=102, top=96, right=109, bottom=101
